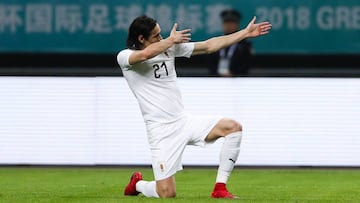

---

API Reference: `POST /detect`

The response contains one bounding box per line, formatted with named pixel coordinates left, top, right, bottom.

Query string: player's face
left=223, top=21, right=240, bottom=35
left=143, top=24, right=163, bottom=48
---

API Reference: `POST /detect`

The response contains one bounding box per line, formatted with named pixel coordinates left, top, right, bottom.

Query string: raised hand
left=170, top=23, right=192, bottom=44
left=245, top=16, right=272, bottom=38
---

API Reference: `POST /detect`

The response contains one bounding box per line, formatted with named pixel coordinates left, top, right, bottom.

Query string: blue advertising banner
left=0, top=0, right=359, bottom=53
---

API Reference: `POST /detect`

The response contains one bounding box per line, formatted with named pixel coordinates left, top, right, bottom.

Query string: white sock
left=216, top=131, right=242, bottom=184
left=135, top=180, right=159, bottom=198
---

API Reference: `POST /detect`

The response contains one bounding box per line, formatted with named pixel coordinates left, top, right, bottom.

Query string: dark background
left=1, top=53, right=359, bottom=77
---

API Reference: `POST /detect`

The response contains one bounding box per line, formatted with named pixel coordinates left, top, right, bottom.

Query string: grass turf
left=0, top=167, right=359, bottom=202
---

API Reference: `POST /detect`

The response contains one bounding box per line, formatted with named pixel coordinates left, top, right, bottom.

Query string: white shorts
left=146, top=114, right=223, bottom=181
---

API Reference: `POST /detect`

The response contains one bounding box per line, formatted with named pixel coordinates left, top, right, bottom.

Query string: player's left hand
left=170, top=23, right=192, bottom=44
left=245, top=16, right=272, bottom=38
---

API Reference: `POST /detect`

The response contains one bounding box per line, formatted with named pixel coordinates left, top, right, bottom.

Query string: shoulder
left=164, top=43, right=194, bottom=58
left=117, top=49, right=134, bottom=69
left=173, top=43, right=195, bottom=58
left=175, top=42, right=195, bottom=50
left=117, top=49, right=134, bottom=59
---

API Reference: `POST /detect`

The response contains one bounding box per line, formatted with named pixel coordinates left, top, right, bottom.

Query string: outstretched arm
left=128, top=23, right=191, bottom=65
left=192, top=16, right=272, bottom=55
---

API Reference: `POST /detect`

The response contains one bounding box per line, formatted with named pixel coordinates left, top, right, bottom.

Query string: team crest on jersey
left=160, top=163, right=164, bottom=172
left=158, top=162, right=165, bottom=173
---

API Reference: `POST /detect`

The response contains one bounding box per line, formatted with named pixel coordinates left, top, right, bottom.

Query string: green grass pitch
left=0, top=167, right=359, bottom=202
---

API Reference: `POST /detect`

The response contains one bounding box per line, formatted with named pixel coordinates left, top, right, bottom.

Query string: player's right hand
left=170, top=23, right=192, bottom=44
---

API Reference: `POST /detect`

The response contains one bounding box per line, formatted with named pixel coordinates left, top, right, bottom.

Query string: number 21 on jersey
left=152, top=62, right=168, bottom=78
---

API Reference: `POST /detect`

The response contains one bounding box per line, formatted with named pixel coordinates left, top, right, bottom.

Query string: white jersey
left=117, top=43, right=195, bottom=125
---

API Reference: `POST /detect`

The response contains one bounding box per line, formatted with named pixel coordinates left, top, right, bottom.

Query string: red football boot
left=124, top=172, right=143, bottom=196
left=211, top=183, right=238, bottom=199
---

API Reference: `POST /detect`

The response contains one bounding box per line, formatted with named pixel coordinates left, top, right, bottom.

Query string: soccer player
left=117, top=15, right=271, bottom=199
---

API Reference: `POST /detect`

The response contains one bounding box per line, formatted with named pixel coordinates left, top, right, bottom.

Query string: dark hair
left=126, top=15, right=157, bottom=50
left=220, top=9, right=242, bottom=23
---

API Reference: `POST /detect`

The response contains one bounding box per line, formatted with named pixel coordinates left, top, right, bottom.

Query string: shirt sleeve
left=174, top=42, right=195, bottom=58
left=117, top=49, right=134, bottom=70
